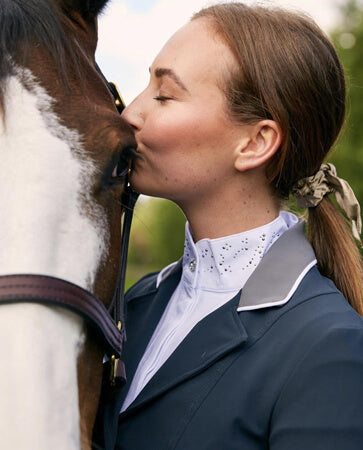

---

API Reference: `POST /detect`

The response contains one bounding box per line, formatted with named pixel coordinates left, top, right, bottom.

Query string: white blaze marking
left=0, top=69, right=109, bottom=448
left=0, top=68, right=109, bottom=291
left=0, top=304, right=85, bottom=449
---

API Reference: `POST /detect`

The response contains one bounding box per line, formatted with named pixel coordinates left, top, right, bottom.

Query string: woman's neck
left=178, top=180, right=279, bottom=242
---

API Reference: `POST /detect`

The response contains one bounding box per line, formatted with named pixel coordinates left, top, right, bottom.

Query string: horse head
left=0, top=0, right=136, bottom=447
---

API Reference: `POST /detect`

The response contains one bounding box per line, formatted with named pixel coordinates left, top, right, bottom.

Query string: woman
left=94, top=3, right=363, bottom=449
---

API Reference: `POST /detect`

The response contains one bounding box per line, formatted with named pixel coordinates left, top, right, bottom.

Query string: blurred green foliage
left=330, top=0, right=363, bottom=206
left=125, top=0, right=363, bottom=289
left=126, top=198, right=185, bottom=289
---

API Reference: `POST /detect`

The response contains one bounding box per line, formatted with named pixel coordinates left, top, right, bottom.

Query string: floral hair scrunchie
left=292, top=163, right=362, bottom=243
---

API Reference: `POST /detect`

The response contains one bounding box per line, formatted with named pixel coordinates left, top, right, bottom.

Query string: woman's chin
left=130, top=174, right=156, bottom=197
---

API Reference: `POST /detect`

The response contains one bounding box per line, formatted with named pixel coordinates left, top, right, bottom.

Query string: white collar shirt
left=121, top=211, right=300, bottom=412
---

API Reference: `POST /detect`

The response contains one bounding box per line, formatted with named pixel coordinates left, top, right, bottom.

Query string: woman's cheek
left=147, top=110, right=198, bottom=149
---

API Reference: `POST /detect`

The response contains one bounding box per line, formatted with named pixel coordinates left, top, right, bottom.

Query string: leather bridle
left=0, top=66, right=138, bottom=390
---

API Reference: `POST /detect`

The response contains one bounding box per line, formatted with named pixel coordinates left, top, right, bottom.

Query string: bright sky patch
left=125, top=0, right=157, bottom=13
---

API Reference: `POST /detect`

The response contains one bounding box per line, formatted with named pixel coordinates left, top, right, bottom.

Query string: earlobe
left=234, top=120, right=282, bottom=173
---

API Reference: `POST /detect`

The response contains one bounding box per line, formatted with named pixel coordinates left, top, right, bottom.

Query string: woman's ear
left=234, top=120, right=282, bottom=172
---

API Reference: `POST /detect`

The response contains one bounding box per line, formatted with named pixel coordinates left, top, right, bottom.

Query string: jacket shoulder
left=125, top=259, right=182, bottom=304
left=125, top=271, right=159, bottom=302
left=241, top=266, right=363, bottom=347
left=290, top=266, right=362, bottom=325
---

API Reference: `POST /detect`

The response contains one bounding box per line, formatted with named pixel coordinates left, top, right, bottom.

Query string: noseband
left=0, top=65, right=138, bottom=389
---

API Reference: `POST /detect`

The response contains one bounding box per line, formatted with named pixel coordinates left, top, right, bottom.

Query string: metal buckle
left=109, top=82, right=126, bottom=113
left=110, top=321, right=122, bottom=386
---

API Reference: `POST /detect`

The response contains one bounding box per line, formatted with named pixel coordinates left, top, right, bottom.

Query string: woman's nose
left=121, top=96, right=144, bottom=131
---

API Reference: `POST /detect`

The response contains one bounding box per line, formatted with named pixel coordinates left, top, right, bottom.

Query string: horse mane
left=0, top=0, right=83, bottom=115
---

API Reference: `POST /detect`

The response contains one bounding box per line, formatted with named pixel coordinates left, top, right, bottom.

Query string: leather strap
left=0, top=274, right=124, bottom=358
left=105, top=183, right=138, bottom=387
left=109, top=184, right=139, bottom=326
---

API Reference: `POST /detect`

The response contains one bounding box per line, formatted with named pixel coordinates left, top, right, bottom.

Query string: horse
left=0, top=0, right=136, bottom=448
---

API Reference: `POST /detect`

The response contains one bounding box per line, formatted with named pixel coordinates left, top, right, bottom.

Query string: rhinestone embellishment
left=189, top=259, right=196, bottom=272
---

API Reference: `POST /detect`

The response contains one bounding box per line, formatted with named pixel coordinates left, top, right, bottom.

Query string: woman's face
left=122, top=19, right=250, bottom=205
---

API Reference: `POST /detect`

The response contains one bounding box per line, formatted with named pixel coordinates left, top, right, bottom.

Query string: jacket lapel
left=99, top=266, right=184, bottom=450
left=120, top=294, right=247, bottom=418
left=116, top=261, right=183, bottom=409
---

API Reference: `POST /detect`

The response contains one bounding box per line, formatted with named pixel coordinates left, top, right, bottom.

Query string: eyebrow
left=150, top=67, right=189, bottom=92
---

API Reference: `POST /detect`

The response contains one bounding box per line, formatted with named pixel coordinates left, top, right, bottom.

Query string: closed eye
left=154, top=96, right=172, bottom=103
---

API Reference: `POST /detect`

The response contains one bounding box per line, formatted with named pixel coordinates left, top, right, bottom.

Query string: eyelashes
left=153, top=96, right=172, bottom=103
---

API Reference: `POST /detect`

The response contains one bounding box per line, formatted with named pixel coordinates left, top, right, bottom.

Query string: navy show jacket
left=94, top=222, right=363, bottom=449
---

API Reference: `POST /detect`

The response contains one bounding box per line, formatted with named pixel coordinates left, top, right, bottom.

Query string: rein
left=0, top=65, right=138, bottom=389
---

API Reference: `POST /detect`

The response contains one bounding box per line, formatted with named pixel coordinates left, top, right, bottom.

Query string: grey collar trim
left=237, top=221, right=317, bottom=311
